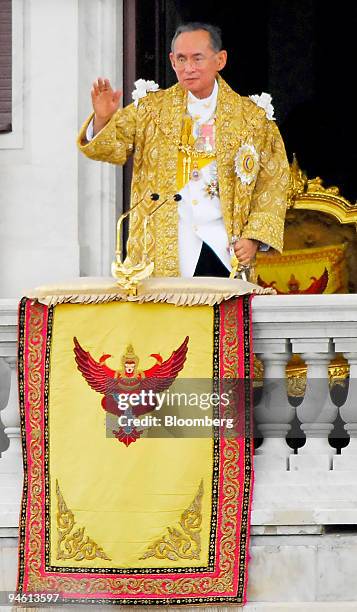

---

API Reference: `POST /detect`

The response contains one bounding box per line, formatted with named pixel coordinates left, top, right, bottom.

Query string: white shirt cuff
left=86, top=119, right=94, bottom=142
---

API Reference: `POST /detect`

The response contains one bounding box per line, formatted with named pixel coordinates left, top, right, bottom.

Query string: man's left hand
left=233, top=238, right=259, bottom=265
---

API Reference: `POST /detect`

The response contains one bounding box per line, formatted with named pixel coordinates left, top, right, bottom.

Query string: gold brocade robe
left=77, top=76, right=289, bottom=277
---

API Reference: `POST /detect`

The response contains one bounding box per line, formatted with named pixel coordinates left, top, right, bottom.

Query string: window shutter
left=0, top=0, right=12, bottom=133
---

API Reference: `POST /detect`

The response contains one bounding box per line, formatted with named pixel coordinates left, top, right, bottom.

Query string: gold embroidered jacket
left=77, top=76, right=289, bottom=277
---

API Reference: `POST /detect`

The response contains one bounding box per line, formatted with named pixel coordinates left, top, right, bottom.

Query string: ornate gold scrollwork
left=287, top=155, right=307, bottom=207
left=289, top=156, right=357, bottom=223
left=139, top=480, right=203, bottom=561
left=254, top=354, right=349, bottom=399
left=56, top=480, right=111, bottom=562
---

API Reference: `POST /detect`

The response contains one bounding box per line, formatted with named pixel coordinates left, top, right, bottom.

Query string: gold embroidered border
left=18, top=300, right=49, bottom=592
left=220, top=296, right=253, bottom=602
left=17, top=298, right=28, bottom=591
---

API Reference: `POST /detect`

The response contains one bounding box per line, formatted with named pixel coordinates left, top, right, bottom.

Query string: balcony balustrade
left=1, top=294, right=357, bottom=531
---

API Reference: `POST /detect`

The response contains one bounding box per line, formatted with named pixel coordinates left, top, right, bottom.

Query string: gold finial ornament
left=111, top=193, right=160, bottom=293
left=111, top=257, right=154, bottom=295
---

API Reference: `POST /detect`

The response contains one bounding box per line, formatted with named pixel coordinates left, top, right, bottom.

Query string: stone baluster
left=254, top=339, right=294, bottom=470
left=333, top=339, right=357, bottom=470
left=0, top=302, right=21, bottom=477
left=0, top=356, right=22, bottom=473
left=290, top=339, right=337, bottom=471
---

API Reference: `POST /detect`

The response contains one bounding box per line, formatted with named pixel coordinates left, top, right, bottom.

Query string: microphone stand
left=114, top=193, right=159, bottom=264
left=143, top=194, right=182, bottom=257
left=111, top=193, right=181, bottom=294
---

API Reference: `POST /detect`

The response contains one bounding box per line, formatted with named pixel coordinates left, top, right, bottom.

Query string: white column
left=0, top=0, right=80, bottom=297
left=0, top=301, right=23, bottom=528
left=290, top=339, right=337, bottom=471
left=0, top=357, right=22, bottom=472
left=0, top=301, right=19, bottom=469
left=78, top=0, right=123, bottom=277
left=333, top=339, right=357, bottom=470
left=254, top=339, right=294, bottom=470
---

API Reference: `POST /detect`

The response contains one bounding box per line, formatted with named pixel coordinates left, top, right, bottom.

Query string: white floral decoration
left=249, top=92, right=275, bottom=120
left=234, top=144, right=260, bottom=185
left=132, top=79, right=159, bottom=107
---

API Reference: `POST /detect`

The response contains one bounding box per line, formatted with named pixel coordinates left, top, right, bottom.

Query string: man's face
left=170, top=30, right=227, bottom=99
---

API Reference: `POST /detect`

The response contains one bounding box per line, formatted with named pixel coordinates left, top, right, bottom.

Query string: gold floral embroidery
left=221, top=301, right=240, bottom=379
left=220, top=297, right=252, bottom=602
left=139, top=480, right=203, bottom=561
left=56, top=480, right=111, bottom=562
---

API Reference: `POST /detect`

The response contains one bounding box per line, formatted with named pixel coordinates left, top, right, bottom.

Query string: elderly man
left=78, top=22, right=289, bottom=278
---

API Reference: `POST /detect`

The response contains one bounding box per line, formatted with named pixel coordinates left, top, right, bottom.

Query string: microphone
left=114, top=192, right=161, bottom=261
left=114, top=192, right=181, bottom=264
left=112, top=191, right=183, bottom=284
left=148, top=193, right=182, bottom=216
left=121, top=192, right=160, bottom=221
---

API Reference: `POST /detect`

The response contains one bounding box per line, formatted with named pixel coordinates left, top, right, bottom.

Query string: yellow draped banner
left=18, top=296, right=253, bottom=606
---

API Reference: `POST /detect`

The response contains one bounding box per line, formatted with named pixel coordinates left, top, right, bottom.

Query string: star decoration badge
left=234, top=144, right=260, bottom=185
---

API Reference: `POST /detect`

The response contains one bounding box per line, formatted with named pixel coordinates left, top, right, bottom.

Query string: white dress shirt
left=177, top=80, right=232, bottom=276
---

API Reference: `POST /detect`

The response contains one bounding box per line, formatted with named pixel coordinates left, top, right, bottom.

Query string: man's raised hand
left=91, top=78, right=122, bottom=135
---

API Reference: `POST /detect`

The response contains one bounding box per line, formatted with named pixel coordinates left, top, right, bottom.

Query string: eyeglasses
left=174, top=54, right=217, bottom=68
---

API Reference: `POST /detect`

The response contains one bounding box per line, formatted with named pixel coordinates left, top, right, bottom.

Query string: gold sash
left=177, top=116, right=215, bottom=190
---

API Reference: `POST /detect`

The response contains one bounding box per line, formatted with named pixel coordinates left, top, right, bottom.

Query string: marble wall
left=0, top=532, right=17, bottom=595
left=248, top=533, right=357, bottom=603
left=77, top=0, right=123, bottom=278
left=0, top=0, right=123, bottom=299
left=2, top=533, right=357, bottom=608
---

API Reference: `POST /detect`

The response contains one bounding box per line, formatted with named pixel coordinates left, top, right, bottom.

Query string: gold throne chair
left=256, top=156, right=357, bottom=294
left=255, top=157, right=357, bottom=396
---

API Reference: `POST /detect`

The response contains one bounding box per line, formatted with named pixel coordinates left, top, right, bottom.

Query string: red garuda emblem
left=73, top=336, right=189, bottom=446
left=257, top=268, right=329, bottom=294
